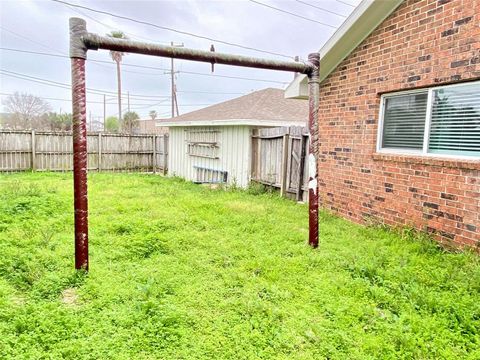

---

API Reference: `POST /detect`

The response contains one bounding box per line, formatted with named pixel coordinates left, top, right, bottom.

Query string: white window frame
left=376, top=81, right=480, bottom=160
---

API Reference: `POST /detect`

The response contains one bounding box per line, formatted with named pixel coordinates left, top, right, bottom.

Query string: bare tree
left=149, top=110, right=158, bottom=120
left=108, top=30, right=128, bottom=122
left=2, top=92, right=51, bottom=129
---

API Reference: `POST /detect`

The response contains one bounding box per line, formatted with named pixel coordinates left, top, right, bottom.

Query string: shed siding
left=168, top=125, right=252, bottom=188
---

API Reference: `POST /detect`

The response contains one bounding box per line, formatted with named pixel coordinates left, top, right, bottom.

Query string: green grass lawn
left=0, top=172, right=478, bottom=359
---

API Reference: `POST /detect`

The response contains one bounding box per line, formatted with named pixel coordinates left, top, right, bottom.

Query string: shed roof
left=285, top=0, right=403, bottom=99
left=159, top=88, right=307, bottom=127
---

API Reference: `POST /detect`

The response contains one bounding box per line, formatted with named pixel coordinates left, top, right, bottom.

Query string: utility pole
left=174, top=88, right=179, bottom=117
left=170, top=41, right=184, bottom=118
left=116, top=59, right=122, bottom=124
left=127, top=91, right=130, bottom=112
left=294, top=56, right=299, bottom=79
left=103, top=94, right=106, bottom=132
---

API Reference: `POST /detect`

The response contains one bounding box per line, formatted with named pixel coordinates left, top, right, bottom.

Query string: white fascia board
left=285, top=0, right=403, bottom=99
left=285, top=75, right=309, bottom=100
left=158, top=119, right=306, bottom=127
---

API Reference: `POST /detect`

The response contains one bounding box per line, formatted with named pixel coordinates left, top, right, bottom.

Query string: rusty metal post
left=70, top=18, right=89, bottom=270
left=307, top=52, right=320, bottom=248
left=66, top=17, right=321, bottom=270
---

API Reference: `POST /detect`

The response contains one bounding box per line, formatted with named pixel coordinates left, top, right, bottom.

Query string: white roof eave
left=285, top=0, right=403, bottom=100
left=157, top=119, right=306, bottom=127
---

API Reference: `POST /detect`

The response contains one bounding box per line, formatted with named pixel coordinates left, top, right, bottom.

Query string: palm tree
left=123, top=111, right=140, bottom=134
left=149, top=110, right=157, bottom=120
left=107, top=31, right=128, bottom=123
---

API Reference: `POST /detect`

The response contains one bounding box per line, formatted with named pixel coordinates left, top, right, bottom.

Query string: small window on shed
left=185, top=129, right=220, bottom=159
left=378, top=81, right=480, bottom=158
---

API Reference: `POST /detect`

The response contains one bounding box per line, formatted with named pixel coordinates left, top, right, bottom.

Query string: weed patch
left=0, top=172, right=478, bottom=359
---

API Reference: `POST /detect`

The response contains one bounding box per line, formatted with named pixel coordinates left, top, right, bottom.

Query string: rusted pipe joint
left=69, top=17, right=89, bottom=59
left=306, top=52, right=320, bottom=79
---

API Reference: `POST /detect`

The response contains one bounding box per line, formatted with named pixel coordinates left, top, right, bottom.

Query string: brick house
left=286, top=0, right=479, bottom=249
left=137, top=119, right=169, bottom=134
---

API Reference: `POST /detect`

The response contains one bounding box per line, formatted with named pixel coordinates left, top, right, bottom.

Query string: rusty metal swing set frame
left=69, top=17, right=320, bottom=270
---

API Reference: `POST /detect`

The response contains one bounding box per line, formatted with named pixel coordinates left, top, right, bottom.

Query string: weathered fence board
left=251, top=126, right=308, bottom=201
left=0, top=130, right=168, bottom=173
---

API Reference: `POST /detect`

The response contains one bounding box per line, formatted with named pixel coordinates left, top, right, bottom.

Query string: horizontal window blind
left=382, top=92, right=428, bottom=149
left=429, top=83, right=480, bottom=156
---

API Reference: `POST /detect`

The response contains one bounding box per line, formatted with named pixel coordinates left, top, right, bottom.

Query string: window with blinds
left=429, top=83, right=480, bottom=156
left=382, top=92, right=428, bottom=149
left=378, top=81, right=480, bottom=158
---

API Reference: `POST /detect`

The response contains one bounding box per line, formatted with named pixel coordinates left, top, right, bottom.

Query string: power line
left=0, top=92, right=212, bottom=108
left=178, top=69, right=287, bottom=84
left=130, top=102, right=212, bottom=110
left=335, top=0, right=356, bottom=8
left=0, top=69, right=170, bottom=99
left=66, top=4, right=172, bottom=46
left=177, top=90, right=244, bottom=95
left=0, top=47, right=288, bottom=84
left=294, top=0, right=347, bottom=18
left=0, top=92, right=163, bottom=105
left=0, top=92, right=105, bottom=105
left=0, top=30, right=167, bottom=76
left=0, top=27, right=152, bottom=74
left=0, top=26, right=65, bottom=56
left=248, top=0, right=337, bottom=28
left=50, top=0, right=296, bottom=59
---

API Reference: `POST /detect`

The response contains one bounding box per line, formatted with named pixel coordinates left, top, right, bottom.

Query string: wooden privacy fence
left=251, top=126, right=308, bottom=201
left=0, top=130, right=168, bottom=173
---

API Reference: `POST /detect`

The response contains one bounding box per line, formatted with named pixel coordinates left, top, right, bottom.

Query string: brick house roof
left=161, top=88, right=307, bottom=126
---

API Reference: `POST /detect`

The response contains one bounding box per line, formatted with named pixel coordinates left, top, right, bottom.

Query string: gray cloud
left=0, top=0, right=359, bottom=120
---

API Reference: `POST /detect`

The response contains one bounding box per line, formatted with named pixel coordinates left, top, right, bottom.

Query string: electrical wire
left=0, top=26, right=65, bottom=56
left=178, top=70, right=287, bottom=84
left=0, top=47, right=288, bottom=84
left=176, top=90, right=244, bottom=95
left=248, top=0, right=337, bottom=28
left=336, top=0, right=356, bottom=8
left=50, top=0, right=296, bottom=59
left=0, top=92, right=107, bottom=105
left=0, top=92, right=165, bottom=105
left=0, top=69, right=169, bottom=99
left=66, top=4, right=172, bottom=46
left=0, top=29, right=167, bottom=75
left=294, top=0, right=347, bottom=18
left=0, top=92, right=212, bottom=108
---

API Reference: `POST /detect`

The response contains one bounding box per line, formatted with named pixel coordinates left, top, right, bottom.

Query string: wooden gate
left=251, top=126, right=308, bottom=201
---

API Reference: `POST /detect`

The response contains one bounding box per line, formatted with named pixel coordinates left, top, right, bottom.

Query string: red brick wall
left=318, top=0, right=480, bottom=249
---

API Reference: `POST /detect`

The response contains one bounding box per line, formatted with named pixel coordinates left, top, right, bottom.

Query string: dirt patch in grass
left=61, top=288, right=79, bottom=307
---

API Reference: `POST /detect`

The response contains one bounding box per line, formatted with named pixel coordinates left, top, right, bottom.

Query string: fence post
left=152, top=134, right=157, bottom=174
left=98, top=132, right=102, bottom=171
left=296, top=134, right=307, bottom=202
left=31, top=130, right=36, bottom=172
left=280, top=128, right=289, bottom=197
left=163, top=134, right=168, bottom=175
left=250, top=129, right=258, bottom=182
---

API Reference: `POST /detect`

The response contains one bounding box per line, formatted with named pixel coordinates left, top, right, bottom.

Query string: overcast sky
left=0, top=0, right=360, bottom=122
